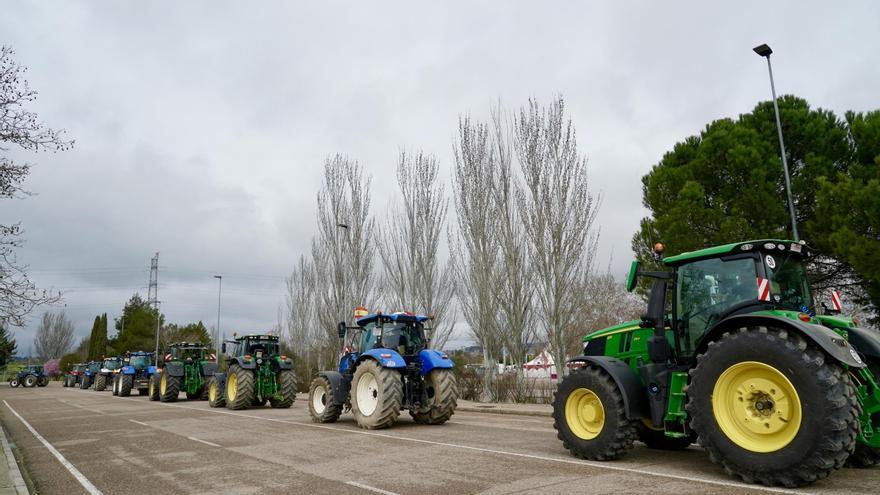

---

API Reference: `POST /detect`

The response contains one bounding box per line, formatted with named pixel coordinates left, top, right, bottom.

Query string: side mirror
left=221, top=343, right=226, bottom=353
left=337, top=321, right=347, bottom=339
left=626, top=260, right=639, bottom=292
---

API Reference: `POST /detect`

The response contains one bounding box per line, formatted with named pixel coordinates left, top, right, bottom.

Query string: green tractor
left=150, top=342, right=218, bottom=402
left=207, top=334, right=296, bottom=410
left=553, top=240, right=880, bottom=487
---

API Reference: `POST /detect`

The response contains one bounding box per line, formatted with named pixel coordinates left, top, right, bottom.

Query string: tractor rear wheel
left=119, top=374, right=133, bottom=396
left=24, top=375, right=37, bottom=387
left=112, top=376, right=119, bottom=395
left=269, top=370, right=297, bottom=408
left=38, top=376, right=48, bottom=387
left=94, top=375, right=107, bottom=391
left=208, top=376, right=225, bottom=408
left=225, top=365, right=254, bottom=410
left=410, top=369, right=458, bottom=425
left=148, top=375, right=160, bottom=401
left=62, top=377, right=68, bottom=388
left=80, top=376, right=90, bottom=389
left=159, top=373, right=180, bottom=402
left=636, top=420, right=694, bottom=450
left=308, top=376, right=342, bottom=423
left=687, top=327, right=859, bottom=487
left=847, top=359, right=880, bottom=468
left=553, top=365, right=637, bottom=460
left=351, top=360, right=403, bottom=429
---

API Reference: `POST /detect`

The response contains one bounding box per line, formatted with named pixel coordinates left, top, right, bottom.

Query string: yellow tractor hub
left=712, top=361, right=802, bottom=453
left=565, top=388, right=605, bottom=440
left=160, top=373, right=167, bottom=396
left=227, top=372, right=238, bottom=402
left=209, top=381, right=217, bottom=402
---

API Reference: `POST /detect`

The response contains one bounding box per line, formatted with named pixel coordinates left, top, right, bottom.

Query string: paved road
left=0, top=383, right=877, bottom=495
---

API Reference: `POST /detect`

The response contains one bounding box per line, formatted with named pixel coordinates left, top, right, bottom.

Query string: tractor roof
left=662, top=239, right=806, bottom=267
left=127, top=351, right=153, bottom=356
left=170, top=342, right=207, bottom=348
left=356, top=312, right=429, bottom=326
left=235, top=334, right=279, bottom=341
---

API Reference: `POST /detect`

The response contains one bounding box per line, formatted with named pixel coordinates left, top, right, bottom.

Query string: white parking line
left=99, top=391, right=810, bottom=495
left=3, top=400, right=103, bottom=495
left=346, top=481, right=400, bottom=495
left=128, top=419, right=149, bottom=427
left=187, top=436, right=221, bottom=448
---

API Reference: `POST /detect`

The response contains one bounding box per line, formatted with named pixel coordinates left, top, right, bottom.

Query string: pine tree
left=0, top=322, right=17, bottom=366
left=86, top=315, right=100, bottom=360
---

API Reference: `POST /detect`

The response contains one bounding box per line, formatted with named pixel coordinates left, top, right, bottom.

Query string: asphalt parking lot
left=0, top=382, right=877, bottom=495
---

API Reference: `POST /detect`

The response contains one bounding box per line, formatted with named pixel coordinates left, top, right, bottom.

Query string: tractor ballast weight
left=152, top=342, right=218, bottom=402
left=308, top=311, right=458, bottom=429
left=207, top=334, right=296, bottom=410
left=113, top=351, right=156, bottom=397
left=553, top=239, right=880, bottom=487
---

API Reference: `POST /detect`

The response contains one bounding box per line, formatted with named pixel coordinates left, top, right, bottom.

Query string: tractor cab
left=86, top=361, right=101, bottom=374
left=167, top=342, right=208, bottom=363
left=357, top=313, right=428, bottom=357
left=26, top=364, right=44, bottom=374
left=124, top=352, right=154, bottom=370
left=225, top=335, right=280, bottom=359
left=102, top=357, right=122, bottom=371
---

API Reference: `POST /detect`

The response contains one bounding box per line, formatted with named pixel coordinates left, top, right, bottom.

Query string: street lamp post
left=213, top=275, right=222, bottom=365
left=336, top=223, right=350, bottom=326
left=753, top=43, right=799, bottom=242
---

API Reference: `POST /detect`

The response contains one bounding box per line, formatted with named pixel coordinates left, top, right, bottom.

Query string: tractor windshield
left=102, top=359, right=121, bottom=370
left=173, top=347, right=205, bottom=360
left=765, top=254, right=813, bottom=312
left=129, top=356, right=150, bottom=369
left=245, top=339, right=278, bottom=357
left=360, top=322, right=425, bottom=355
left=88, top=362, right=101, bottom=372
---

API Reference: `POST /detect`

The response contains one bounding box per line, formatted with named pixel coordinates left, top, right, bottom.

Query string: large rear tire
left=112, top=375, right=119, bottom=396
left=410, top=369, right=458, bottom=425
left=119, top=374, right=133, bottom=397
left=351, top=360, right=402, bottom=430
left=37, top=376, right=48, bottom=387
left=552, top=366, right=637, bottom=460
left=687, top=327, right=859, bottom=487
left=159, top=373, right=180, bottom=402
left=94, top=375, right=107, bottom=391
left=62, top=376, right=68, bottom=388
left=208, top=375, right=226, bottom=408
left=269, top=370, right=297, bottom=408
left=80, top=376, right=90, bottom=389
left=148, top=374, right=160, bottom=401
left=225, top=365, right=254, bottom=410
left=308, top=376, right=342, bottom=423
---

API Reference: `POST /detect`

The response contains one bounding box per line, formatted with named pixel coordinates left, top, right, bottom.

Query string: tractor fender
left=419, top=349, right=453, bottom=376
left=275, top=358, right=294, bottom=371
left=164, top=362, right=185, bottom=377
left=147, top=365, right=158, bottom=375
left=201, top=362, right=219, bottom=376
left=567, top=355, right=649, bottom=420
left=318, top=370, right=350, bottom=406
left=846, top=326, right=880, bottom=360
left=213, top=372, right=226, bottom=391
left=233, top=357, right=256, bottom=370
left=700, top=314, right=866, bottom=368
left=357, top=349, right=406, bottom=369
left=121, top=366, right=135, bottom=375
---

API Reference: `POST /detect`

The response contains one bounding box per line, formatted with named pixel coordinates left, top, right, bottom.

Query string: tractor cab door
left=675, top=256, right=759, bottom=357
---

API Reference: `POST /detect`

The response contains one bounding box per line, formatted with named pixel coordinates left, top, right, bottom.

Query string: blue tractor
left=9, top=365, right=49, bottom=388
left=93, top=356, right=123, bottom=391
left=80, top=361, right=101, bottom=389
left=308, top=311, right=458, bottom=429
left=113, top=351, right=156, bottom=397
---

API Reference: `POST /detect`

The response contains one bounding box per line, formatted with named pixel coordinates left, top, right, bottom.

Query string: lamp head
left=753, top=44, right=772, bottom=57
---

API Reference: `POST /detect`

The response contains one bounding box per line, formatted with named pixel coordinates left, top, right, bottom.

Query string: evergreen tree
left=87, top=315, right=100, bottom=360
left=0, top=322, right=17, bottom=366
left=110, top=294, right=163, bottom=354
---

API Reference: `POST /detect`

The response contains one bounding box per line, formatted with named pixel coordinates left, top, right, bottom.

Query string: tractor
left=113, top=351, right=156, bottom=397
left=207, top=334, right=295, bottom=410
left=552, top=240, right=880, bottom=487
left=150, top=342, right=218, bottom=402
left=9, top=365, right=48, bottom=388
left=93, top=356, right=122, bottom=391
left=63, top=363, right=87, bottom=388
left=308, top=311, right=458, bottom=429
left=80, top=361, right=101, bottom=389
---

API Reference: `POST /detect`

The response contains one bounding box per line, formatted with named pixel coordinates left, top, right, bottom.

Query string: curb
left=0, top=424, right=29, bottom=494
left=456, top=405, right=552, bottom=418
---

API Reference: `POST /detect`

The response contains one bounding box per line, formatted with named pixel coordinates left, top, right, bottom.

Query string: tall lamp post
left=753, top=43, right=799, bottom=242
left=336, top=223, right=349, bottom=325
left=213, top=275, right=222, bottom=365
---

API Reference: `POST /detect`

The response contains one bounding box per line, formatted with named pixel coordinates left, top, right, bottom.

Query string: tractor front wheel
left=148, top=375, right=160, bottom=401
left=410, top=369, right=458, bottom=425
left=9, top=379, right=19, bottom=388
left=552, top=365, right=637, bottom=460
left=687, top=327, right=859, bottom=487
left=159, top=373, right=180, bottom=402
left=94, top=375, right=107, bottom=391
left=208, top=375, right=225, bottom=408
left=225, top=365, right=254, bottom=410
left=119, top=374, right=133, bottom=396
left=351, top=360, right=403, bottom=429
left=269, top=370, right=297, bottom=408
left=308, top=376, right=342, bottom=423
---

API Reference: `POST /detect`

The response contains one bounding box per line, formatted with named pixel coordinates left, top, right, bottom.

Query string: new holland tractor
left=553, top=240, right=880, bottom=487
left=63, top=363, right=87, bottom=388
left=113, top=351, right=156, bottom=397
left=150, top=342, right=218, bottom=402
left=207, top=334, right=295, bottom=410
left=93, top=356, right=122, bottom=391
left=9, top=365, right=48, bottom=388
left=308, top=311, right=458, bottom=429
left=80, top=361, right=101, bottom=389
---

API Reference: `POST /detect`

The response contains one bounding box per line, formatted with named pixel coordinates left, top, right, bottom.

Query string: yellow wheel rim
left=227, top=373, right=238, bottom=401
left=712, top=361, right=802, bottom=453
left=160, top=373, right=167, bottom=395
left=565, top=388, right=605, bottom=440
left=209, top=381, right=217, bottom=402
left=149, top=379, right=154, bottom=396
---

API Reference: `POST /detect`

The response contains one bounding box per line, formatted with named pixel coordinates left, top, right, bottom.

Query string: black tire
left=552, top=366, right=637, bottom=460
left=9, top=379, right=19, bottom=388
left=636, top=421, right=694, bottom=450
left=148, top=374, right=160, bottom=401
left=119, top=374, right=133, bottom=397
left=208, top=375, right=225, bottom=408
left=308, top=376, right=342, bottom=423
left=848, top=359, right=880, bottom=468
left=225, top=365, right=254, bottom=410
left=24, top=375, right=37, bottom=387
left=38, top=376, right=49, bottom=387
left=351, top=360, right=403, bottom=429
left=159, top=373, right=180, bottom=402
left=687, top=327, right=860, bottom=487
left=80, top=376, right=90, bottom=389
left=62, top=376, right=68, bottom=388
left=94, top=375, right=107, bottom=391
left=269, top=370, right=297, bottom=408
left=112, top=375, right=119, bottom=396
left=410, top=369, right=458, bottom=425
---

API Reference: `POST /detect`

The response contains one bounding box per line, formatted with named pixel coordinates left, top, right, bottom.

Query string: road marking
left=128, top=419, right=149, bottom=427
left=3, top=400, right=103, bottom=495
left=346, top=481, right=400, bottom=495
left=187, top=436, right=221, bottom=448
left=100, top=392, right=810, bottom=495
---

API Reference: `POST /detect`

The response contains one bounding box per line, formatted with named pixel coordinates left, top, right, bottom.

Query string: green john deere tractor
left=207, top=334, right=296, bottom=410
left=150, top=342, right=218, bottom=402
left=553, top=240, right=880, bottom=487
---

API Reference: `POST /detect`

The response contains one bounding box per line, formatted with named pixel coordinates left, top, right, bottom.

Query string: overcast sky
left=3, top=1, right=878, bottom=351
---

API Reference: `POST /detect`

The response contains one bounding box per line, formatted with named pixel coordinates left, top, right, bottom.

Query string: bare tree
left=33, top=311, right=75, bottom=361
left=285, top=254, right=317, bottom=367
left=378, top=150, right=455, bottom=349
left=1, top=46, right=72, bottom=326
left=514, top=97, right=600, bottom=376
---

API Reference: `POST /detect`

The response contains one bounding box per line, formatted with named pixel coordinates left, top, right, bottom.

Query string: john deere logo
left=850, top=348, right=863, bottom=364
